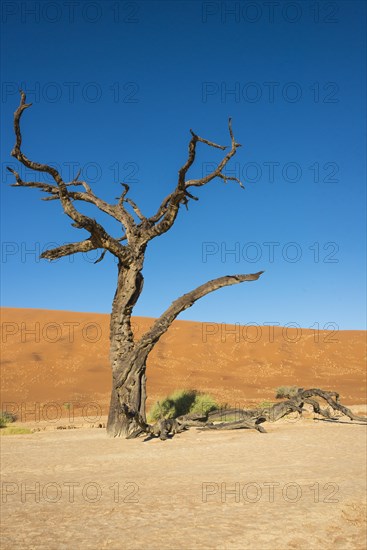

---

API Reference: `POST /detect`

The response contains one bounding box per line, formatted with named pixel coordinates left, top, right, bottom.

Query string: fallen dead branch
left=123, top=388, right=367, bottom=440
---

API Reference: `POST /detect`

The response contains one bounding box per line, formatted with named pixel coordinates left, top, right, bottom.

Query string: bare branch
left=9, top=165, right=131, bottom=226
left=178, top=132, right=199, bottom=190
left=72, top=180, right=93, bottom=194
left=300, top=388, right=367, bottom=422
left=11, top=92, right=64, bottom=182
left=40, top=239, right=96, bottom=261
left=217, top=172, right=244, bottom=188
left=8, top=166, right=57, bottom=194
left=125, top=198, right=146, bottom=221
left=137, top=271, right=264, bottom=354
left=9, top=91, right=131, bottom=259
left=145, top=119, right=242, bottom=241
left=72, top=168, right=81, bottom=181
left=185, top=118, right=242, bottom=188
left=193, top=131, right=227, bottom=150
left=148, top=130, right=202, bottom=224
left=94, top=249, right=107, bottom=264
left=112, top=183, right=138, bottom=233
left=117, top=183, right=129, bottom=205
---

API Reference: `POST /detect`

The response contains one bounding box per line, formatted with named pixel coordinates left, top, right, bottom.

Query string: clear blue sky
left=1, top=0, right=366, bottom=329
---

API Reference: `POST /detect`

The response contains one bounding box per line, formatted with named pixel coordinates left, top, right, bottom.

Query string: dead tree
left=8, top=92, right=264, bottom=438
left=124, top=388, right=367, bottom=440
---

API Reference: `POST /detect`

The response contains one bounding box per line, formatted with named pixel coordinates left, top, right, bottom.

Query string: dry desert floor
left=1, top=417, right=366, bottom=550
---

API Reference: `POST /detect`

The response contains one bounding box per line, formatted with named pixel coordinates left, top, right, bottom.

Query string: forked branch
left=8, top=91, right=131, bottom=261
left=9, top=92, right=245, bottom=259
left=40, top=239, right=97, bottom=260
left=145, top=118, right=243, bottom=240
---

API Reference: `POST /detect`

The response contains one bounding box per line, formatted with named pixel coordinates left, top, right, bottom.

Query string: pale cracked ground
left=1, top=417, right=366, bottom=550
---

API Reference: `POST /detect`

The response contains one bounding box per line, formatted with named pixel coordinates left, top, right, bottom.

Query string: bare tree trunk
left=106, top=261, right=148, bottom=437
left=107, top=363, right=147, bottom=437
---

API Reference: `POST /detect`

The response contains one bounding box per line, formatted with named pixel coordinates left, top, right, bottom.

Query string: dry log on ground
left=124, top=388, right=367, bottom=440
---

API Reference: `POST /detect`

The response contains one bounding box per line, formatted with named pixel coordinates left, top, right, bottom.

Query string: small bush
left=275, top=386, right=300, bottom=399
left=190, top=393, right=219, bottom=416
left=0, top=411, right=17, bottom=427
left=147, top=390, right=219, bottom=422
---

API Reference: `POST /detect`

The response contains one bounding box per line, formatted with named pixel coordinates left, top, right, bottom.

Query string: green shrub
left=147, top=390, right=219, bottom=422
left=275, top=386, right=300, bottom=399
left=190, top=393, right=219, bottom=416
left=0, top=411, right=17, bottom=427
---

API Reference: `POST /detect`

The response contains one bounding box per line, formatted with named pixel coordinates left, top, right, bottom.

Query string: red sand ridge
left=0, top=308, right=366, bottom=419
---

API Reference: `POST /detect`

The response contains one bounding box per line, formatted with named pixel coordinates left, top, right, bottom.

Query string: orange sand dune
left=0, top=308, right=366, bottom=417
